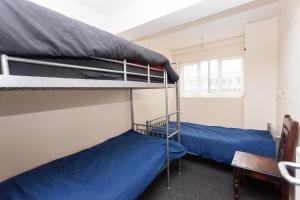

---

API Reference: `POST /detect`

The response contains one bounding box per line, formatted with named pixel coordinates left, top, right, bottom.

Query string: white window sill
left=180, top=96, right=244, bottom=99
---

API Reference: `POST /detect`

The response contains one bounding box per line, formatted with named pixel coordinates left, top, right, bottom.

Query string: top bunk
left=0, top=55, right=177, bottom=90
left=0, top=0, right=178, bottom=90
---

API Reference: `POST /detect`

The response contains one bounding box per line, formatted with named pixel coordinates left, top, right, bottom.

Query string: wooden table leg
left=233, top=168, right=241, bottom=200
left=281, top=184, right=289, bottom=200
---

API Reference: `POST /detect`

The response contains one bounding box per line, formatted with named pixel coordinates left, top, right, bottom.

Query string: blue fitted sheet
left=0, top=130, right=186, bottom=200
left=156, top=122, right=275, bottom=164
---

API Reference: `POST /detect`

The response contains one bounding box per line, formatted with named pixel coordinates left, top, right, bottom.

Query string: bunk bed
left=0, top=0, right=185, bottom=199
left=148, top=121, right=276, bottom=165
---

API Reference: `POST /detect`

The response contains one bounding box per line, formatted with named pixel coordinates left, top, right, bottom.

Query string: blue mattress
left=156, top=122, right=275, bottom=164
left=0, top=130, right=186, bottom=200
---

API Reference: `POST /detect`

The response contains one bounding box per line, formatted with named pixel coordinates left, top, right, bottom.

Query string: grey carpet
left=139, top=155, right=281, bottom=200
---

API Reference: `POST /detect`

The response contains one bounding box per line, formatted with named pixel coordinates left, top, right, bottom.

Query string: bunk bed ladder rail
left=164, top=70, right=170, bottom=189
left=144, top=61, right=181, bottom=189
left=132, top=62, right=180, bottom=189
left=176, top=61, right=181, bottom=175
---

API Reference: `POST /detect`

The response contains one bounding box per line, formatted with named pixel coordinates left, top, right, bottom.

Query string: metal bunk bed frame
left=0, top=54, right=181, bottom=188
left=0, top=54, right=175, bottom=89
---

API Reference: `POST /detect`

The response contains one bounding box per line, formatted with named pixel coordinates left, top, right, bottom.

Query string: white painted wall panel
left=244, top=18, right=278, bottom=130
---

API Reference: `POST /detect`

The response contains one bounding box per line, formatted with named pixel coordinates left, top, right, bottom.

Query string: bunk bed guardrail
left=0, top=54, right=176, bottom=89
left=134, top=120, right=179, bottom=140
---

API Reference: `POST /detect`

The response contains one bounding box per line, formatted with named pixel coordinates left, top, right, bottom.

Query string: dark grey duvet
left=0, top=0, right=178, bottom=82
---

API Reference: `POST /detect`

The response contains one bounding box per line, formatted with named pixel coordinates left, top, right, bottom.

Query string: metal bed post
left=147, top=64, right=150, bottom=83
left=1, top=54, right=9, bottom=75
left=164, top=69, right=170, bottom=189
left=123, top=59, right=127, bottom=81
left=126, top=59, right=135, bottom=130
left=130, top=89, right=134, bottom=130
left=176, top=61, right=181, bottom=175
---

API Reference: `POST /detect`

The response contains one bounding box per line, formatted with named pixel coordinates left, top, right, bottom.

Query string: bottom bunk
left=0, top=130, right=186, bottom=200
left=150, top=122, right=275, bottom=165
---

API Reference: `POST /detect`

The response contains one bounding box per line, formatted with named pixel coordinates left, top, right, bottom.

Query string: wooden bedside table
left=231, top=151, right=285, bottom=200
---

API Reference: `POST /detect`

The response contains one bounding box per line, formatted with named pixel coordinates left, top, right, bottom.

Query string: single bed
left=151, top=122, right=275, bottom=165
left=0, top=130, right=186, bottom=200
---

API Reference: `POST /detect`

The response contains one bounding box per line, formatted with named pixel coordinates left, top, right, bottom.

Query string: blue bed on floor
left=0, top=130, right=186, bottom=200
left=155, top=122, right=275, bottom=165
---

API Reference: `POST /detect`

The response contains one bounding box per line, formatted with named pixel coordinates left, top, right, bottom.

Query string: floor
left=139, top=155, right=281, bottom=200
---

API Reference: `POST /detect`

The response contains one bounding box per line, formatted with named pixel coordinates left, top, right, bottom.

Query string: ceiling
left=72, top=0, right=206, bottom=34
left=72, top=0, right=141, bottom=18
left=72, top=0, right=282, bottom=50
left=32, top=0, right=283, bottom=51
left=139, top=0, right=282, bottom=50
left=118, top=0, right=256, bottom=40
left=71, top=0, right=257, bottom=36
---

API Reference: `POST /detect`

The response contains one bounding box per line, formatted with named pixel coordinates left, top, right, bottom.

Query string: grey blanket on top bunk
left=0, top=0, right=178, bottom=82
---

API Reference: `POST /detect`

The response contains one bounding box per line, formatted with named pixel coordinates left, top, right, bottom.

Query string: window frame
left=179, top=55, right=244, bottom=98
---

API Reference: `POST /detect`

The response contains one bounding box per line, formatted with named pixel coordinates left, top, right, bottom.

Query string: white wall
left=133, top=39, right=176, bottom=124
left=0, top=90, right=131, bottom=181
left=276, top=1, right=300, bottom=198
left=172, top=18, right=279, bottom=130
left=173, top=36, right=244, bottom=62
left=181, top=97, right=243, bottom=128
left=133, top=89, right=176, bottom=124
left=277, top=0, right=300, bottom=132
left=173, top=37, right=245, bottom=128
left=243, top=17, right=278, bottom=131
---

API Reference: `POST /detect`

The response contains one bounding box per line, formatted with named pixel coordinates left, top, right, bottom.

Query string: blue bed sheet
left=156, top=122, right=275, bottom=164
left=0, top=130, right=186, bottom=200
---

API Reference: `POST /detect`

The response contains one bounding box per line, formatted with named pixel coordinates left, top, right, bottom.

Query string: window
left=180, top=57, right=243, bottom=97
